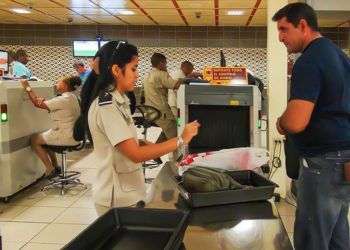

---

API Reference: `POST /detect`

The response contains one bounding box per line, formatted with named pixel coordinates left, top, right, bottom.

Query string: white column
left=267, top=0, right=288, bottom=198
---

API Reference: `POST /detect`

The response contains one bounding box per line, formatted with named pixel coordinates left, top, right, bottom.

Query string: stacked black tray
left=63, top=208, right=189, bottom=250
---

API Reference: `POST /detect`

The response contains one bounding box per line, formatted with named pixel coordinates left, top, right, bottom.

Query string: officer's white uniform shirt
left=42, top=92, right=80, bottom=146
left=168, top=70, right=185, bottom=108
left=88, top=90, right=146, bottom=208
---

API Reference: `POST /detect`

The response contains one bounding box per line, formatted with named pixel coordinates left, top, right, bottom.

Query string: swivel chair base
left=41, top=172, right=86, bottom=195
left=41, top=144, right=87, bottom=195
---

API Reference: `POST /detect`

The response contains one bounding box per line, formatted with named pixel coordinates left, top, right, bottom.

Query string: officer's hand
left=20, top=79, right=29, bottom=89
left=181, top=120, right=200, bottom=144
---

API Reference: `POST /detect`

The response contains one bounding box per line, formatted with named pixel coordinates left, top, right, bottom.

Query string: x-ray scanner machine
left=0, top=80, right=54, bottom=201
left=177, top=84, right=261, bottom=153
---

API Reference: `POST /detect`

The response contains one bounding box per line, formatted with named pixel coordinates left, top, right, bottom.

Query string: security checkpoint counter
left=0, top=80, right=54, bottom=201
left=144, top=162, right=293, bottom=250
left=65, top=162, right=293, bottom=250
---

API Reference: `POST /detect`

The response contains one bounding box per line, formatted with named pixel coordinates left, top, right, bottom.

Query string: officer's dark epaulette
left=98, top=91, right=113, bottom=106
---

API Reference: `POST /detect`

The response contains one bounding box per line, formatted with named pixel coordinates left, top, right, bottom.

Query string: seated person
left=21, top=76, right=81, bottom=177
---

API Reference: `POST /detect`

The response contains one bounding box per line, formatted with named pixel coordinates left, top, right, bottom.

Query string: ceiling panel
left=71, top=7, right=110, bottom=15
left=85, top=15, right=124, bottom=24
left=181, top=9, right=213, bottom=16
left=220, top=0, right=258, bottom=9
left=8, top=0, right=60, bottom=8
left=0, top=0, right=348, bottom=27
left=220, top=15, right=249, bottom=26
left=36, top=8, right=75, bottom=15
left=177, top=1, right=214, bottom=9
left=187, top=15, right=214, bottom=26
left=138, top=1, right=174, bottom=9
left=0, top=0, right=22, bottom=8
left=90, top=0, right=135, bottom=8
left=219, top=8, right=250, bottom=16
left=145, top=8, right=178, bottom=16
left=249, top=18, right=266, bottom=26
left=260, top=0, right=267, bottom=8
left=48, top=16, right=95, bottom=24
left=19, top=10, right=60, bottom=21
left=106, top=8, right=143, bottom=16
left=59, top=0, right=97, bottom=8
left=121, top=15, right=154, bottom=25
left=251, top=8, right=267, bottom=22
left=152, top=14, right=183, bottom=22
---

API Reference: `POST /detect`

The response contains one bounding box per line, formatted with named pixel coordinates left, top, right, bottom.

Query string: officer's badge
left=98, top=92, right=113, bottom=106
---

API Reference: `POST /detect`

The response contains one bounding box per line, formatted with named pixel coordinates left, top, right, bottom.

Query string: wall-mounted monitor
left=0, top=50, right=9, bottom=72
left=73, top=41, right=99, bottom=57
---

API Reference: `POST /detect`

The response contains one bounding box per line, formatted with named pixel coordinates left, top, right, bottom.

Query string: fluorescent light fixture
left=11, top=8, right=31, bottom=14
left=227, top=10, right=244, bottom=16
left=118, top=10, right=135, bottom=15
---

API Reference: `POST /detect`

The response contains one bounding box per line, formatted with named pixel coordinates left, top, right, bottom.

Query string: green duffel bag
left=182, top=166, right=243, bottom=193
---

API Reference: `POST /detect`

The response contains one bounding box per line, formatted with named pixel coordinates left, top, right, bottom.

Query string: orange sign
left=203, top=67, right=248, bottom=85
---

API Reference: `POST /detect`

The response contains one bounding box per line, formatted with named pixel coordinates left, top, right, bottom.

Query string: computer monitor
left=73, top=41, right=99, bottom=57
left=0, top=50, right=9, bottom=72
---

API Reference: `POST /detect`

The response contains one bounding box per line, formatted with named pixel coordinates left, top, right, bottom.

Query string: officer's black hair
left=79, top=40, right=138, bottom=143
left=272, top=2, right=319, bottom=32
left=62, top=75, right=81, bottom=91
left=151, top=53, right=166, bottom=67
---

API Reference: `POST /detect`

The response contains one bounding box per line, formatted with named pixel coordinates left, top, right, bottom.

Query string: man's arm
left=277, top=99, right=315, bottom=135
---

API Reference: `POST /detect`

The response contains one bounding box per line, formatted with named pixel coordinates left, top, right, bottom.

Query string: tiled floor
left=0, top=127, right=297, bottom=250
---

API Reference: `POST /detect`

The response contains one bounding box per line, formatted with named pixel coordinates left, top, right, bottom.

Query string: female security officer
left=80, top=41, right=200, bottom=214
left=21, top=76, right=81, bottom=177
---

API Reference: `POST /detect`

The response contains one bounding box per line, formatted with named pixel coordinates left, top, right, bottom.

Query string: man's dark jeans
left=294, top=150, right=350, bottom=250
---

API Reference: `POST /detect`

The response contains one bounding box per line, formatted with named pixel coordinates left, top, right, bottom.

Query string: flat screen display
left=188, top=105, right=250, bottom=153
left=73, top=41, right=99, bottom=57
left=0, top=50, right=8, bottom=72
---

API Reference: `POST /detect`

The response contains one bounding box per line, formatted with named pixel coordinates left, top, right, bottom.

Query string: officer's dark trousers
left=294, top=150, right=350, bottom=250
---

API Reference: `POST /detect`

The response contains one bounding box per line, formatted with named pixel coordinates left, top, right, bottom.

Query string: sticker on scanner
left=229, top=100, right=240, bottom=106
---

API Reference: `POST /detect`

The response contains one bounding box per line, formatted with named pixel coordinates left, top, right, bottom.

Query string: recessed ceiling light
left=11, top=8, right=31, bottom=14
left=118, top=10, right=135, bottom=15
left=227, top=10, right=245, bottom=16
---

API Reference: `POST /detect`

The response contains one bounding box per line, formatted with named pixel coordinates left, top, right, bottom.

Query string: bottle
left=220, top=50, right=226, bottom=67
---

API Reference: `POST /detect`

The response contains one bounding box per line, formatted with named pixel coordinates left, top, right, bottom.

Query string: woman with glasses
left=79, top=41, right=200, bottom=214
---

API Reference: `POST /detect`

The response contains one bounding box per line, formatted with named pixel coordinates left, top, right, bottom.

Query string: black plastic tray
left=63, top=208, right=189, bottom=250
left=176, top=197, right=276, bottom=225
left=174, top=170, right=278, bottom=208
